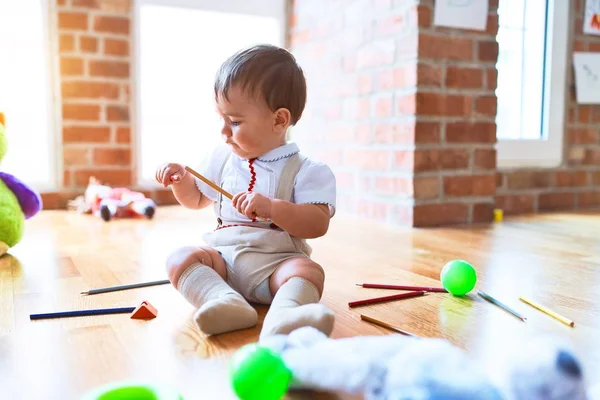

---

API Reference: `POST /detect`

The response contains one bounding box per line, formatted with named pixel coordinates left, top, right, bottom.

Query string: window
left=495, top=0, right=570, bottom=168
left=0, top=0, right=58, bottom=190
left=134, top=0, right=287, bottom=185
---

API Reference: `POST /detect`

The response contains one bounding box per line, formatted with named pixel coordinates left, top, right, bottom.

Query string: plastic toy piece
left=81, top=381, right=184, bottom=400
left=130, top=301, right=158, bottom=320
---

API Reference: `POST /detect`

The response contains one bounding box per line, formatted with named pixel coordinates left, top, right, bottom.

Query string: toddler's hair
left=214, top=44, right=306, bottom=125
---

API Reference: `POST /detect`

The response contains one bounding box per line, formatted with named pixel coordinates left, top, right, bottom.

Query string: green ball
left=230, top=344, right=292, bottom=400
left=440, top=259, right=477, bottom=296
left=80, top=382, right=184, bottom=400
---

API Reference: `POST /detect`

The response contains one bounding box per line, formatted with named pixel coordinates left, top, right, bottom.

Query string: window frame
left=1, top=0, right=61, bottom=191
left=132, top=0, right=289, bottom=187
left=495, top=0, right=570, bottom=169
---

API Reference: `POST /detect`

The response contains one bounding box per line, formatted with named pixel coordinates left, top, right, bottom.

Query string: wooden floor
left=1, top=206, right=600, bottom=399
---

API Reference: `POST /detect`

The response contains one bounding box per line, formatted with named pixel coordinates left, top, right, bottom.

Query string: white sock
left=178, top=263, right=257, bottom=335
left=260, top=277, right=335, bottom=340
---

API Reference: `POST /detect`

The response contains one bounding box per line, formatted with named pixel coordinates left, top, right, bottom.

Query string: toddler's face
left=215, top=86, right=285, bottom=160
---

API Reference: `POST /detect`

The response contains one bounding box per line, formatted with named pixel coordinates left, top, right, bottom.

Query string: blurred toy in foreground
left=0, top=112, right=42, bottom=256
left=68, top=177, right=156, bottom=222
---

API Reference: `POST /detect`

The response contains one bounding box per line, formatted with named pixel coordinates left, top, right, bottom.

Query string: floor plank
left=1, top=206, right=599, bottom=399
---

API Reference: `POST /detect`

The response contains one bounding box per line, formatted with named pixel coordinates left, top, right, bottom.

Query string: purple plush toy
left=0, top=113, right=42, bottom=256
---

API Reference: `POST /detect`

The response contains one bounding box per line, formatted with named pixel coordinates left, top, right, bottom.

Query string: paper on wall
left=573, top=52, right=600, bottom=104
left=433, top=0, right=488, bottom=31
left=584, top=0, right=600, bottom=36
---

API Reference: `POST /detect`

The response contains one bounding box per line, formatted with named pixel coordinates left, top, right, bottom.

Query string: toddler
left=156, top=44, right=336, bottom=339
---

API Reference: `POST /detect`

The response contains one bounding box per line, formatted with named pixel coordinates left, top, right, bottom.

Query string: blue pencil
left=30, top=306, right=136, bottom=320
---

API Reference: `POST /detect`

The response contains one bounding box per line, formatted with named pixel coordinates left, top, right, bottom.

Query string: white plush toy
left=232, top=326, right=599, bottom=400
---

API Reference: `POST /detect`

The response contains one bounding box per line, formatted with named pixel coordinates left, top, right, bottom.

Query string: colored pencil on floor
left=477, top=290, right=527, bottom=322
left=360, top=314, right=419, bottom=337
left=30, top=306, right=136, bottom=320
left=81, top=279, right=171, bottom=295
left=349, top=290, right=427, bottom=308
left=519, top=296, right=575, bottom=327
left=356, top=283, right=447, bottom=293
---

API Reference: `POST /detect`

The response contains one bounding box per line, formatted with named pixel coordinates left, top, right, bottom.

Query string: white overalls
left=201, top=151, right=313, bottom=305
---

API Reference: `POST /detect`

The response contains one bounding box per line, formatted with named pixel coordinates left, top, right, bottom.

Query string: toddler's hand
left=232, top=191, right=273, bottom=219
left=156, top=163, right=186, bottom=187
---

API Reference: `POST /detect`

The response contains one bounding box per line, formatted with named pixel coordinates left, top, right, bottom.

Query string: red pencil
left=356, top=283, right=447, bottom=293
left=348, top=290, right=427, bottom=308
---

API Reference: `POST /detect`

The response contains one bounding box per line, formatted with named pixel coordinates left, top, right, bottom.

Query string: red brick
left=356, top=124, right=372, bottom=144
left=506, top=171, right=551, bottom=190
left=395, top=65, right=417, bottom=88
left=417, top=4, right=431, bottom=28
left=344, top=149, right=391, bottom=170
left=59, top=34, right=75, bottom=52
left=63, top=170, right=72, bottom=187
left=374, top=122, right=414, bottom=144
left=153, top=188, right=178, bottom=205
left=568, top=127, right=598, bottom=144
left=116, top=127, right=131, bottom=144
left=374, top=176, right=412, bottom=195
left=106, top=105, right=130, bottom=121
left=73, top=169, right=132, bottom=187
left=62, top=104, right=101, bottom=121
left=73, top=0, right=130, bottom=12
left=413, top=149, right=469, bottom=172
left=93, top=148, right=131, bottom=165
left=419, top=34, right=473, bottom=61
left=443, top=175, right=496, bottom=197
left=89, top=60, right=129, bottom=78
left=590, top=42, right=600, bottom=52
left=473, top=202, right=494, bottom=223
left=335, top=171, right=356, bottom=190
left=93, top=16, right=130, bottom=34
left=446, top=67, right=483, bottom=89
left=60, top=57, right=84, bottom=76
left=414, top=121, right=441, bottom=143
left=475, top=95, right=497, bottom=117
left=594, top=108, right=600, bottom=123
left=573, top=40, right=587, bottom=52
left=416, top=93, right=472, bottom=116
left=446, top=122, right=496, bottom=143
left=539, top=193, right=576, bottom=211
left=417, top=63, right=442, bottom=86
left=62, top=81, right=120, bottom=99
left=58, top=12, right=88, bottom=30
left=79, top=36, right=98, bottom=53
left=486, top=68, right=497, bottom=90
left=63, top=126, right=111, bottom=143
left=375, top=12, right=406, bottom=37
left=413, top=203, right=469, bottom=227
left=478, top=41, right=499, bottom=62
left=396, top=33, right=419, bottom=60
left=104, top=38, right=129, bottom=56
left=357, top=74, right=372, bottom=94
left=414, top=177, right=439, bottom=200
left=374, top=95, right=393, bottom=117
left=496, top=172, right=504, bottom=188
left=63, top=148, right=90, bottom=166
left=592, top=171, right=600, bottom=185
left=555, top=171, right=589, bottom=187
left=579, top=106, right=592, bottom=123
left=578, top=191, right=600, bottom=208
left=485, top=14, right=499, bottom=36
left=569, top=147, right=586, bottom=165
left=495, top=195, right=535, bottom=215
left=584, top=148, right=600, bottom=165
left=474, top=148, right=496, bottom=170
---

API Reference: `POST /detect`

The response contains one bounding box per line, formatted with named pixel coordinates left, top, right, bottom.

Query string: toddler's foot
left=260, top=277, right=335, bottom=340
left=194, top=293, right=258, bottom=335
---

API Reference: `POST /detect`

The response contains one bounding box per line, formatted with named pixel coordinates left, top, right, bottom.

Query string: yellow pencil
left=519, top=296, right=574, bottom=327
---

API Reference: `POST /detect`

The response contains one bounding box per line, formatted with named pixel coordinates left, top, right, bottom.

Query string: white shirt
left=194, top=142, right=336, bottom=223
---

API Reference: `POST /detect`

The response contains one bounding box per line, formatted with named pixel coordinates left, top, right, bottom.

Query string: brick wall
left=496, top=0, right=600, bottom=215
left=290, top=0, right=499, bottom=226
left=42, top=0, right=174, bottom=208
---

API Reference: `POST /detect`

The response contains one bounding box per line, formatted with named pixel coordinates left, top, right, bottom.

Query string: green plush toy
left=0, top=113, right=42, bottom=256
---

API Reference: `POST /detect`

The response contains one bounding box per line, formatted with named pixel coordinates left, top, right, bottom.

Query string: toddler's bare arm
left=270, top=201, right=330, bottom=239
left=172, top=173, right=212, bottom=209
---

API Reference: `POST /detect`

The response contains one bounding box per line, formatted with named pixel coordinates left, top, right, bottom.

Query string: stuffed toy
left=0, top=113, right=42, bottom=257
left=69, top=176, right=156, bottom=222
left=231, top=326, right=599, bottom=400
